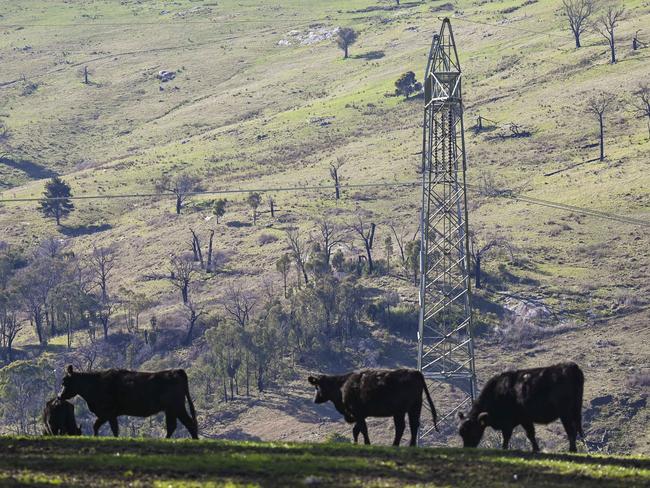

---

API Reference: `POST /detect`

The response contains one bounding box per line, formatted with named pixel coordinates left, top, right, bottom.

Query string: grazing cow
left=43, top=397, right=82, bottom=436
left=458, top=362, right=584, bottom=452
left=58, top=365, right=198, bottom=439
left=308, top=368, right=438, bottom=446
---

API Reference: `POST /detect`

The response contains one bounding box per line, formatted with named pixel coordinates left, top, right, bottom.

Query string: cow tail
left=575, top=365, right=585, bottom=439
left=421, top=373, right=439, bottom=432
left=181, top=371, right=198, bottom=434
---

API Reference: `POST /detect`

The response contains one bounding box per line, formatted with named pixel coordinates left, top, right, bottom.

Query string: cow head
left=59, top=365, right=79, bottom=400
left=458, top=411, right=489, bottom=448
left=308, top=375, right=342, bottom=405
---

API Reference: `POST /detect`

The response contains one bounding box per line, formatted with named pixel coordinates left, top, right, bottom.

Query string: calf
left=458, top=362, right=584, bottom=452
left=58, top=365, right=198, bottom=439
left=308, top=368, right=438, bottom=446
left=43, top=397, right=82, bottom=436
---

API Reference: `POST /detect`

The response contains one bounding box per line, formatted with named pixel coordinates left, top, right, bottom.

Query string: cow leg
left=177, top=409, right=198, bottom=439
left=352, top=423, right=361, bottom=444
left=93, top=418, right=107, bottom=436
left=522, top=423, right=540, bottom=452
left=502, top=427, right=513, bottom=450
left=109, top=418, right=119, bottom=437
left=165, top=413, right=177, bottom=438
left=393, top=414, right=406, bottom=446
left=358, top=418, right=370, bottom=445
left=561, top=416, right=577, bottom=452
left=407, top=404, right=422, bottom=447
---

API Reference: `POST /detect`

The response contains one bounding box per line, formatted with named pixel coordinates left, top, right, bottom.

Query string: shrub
left=258, top=233, right=279, bottom=246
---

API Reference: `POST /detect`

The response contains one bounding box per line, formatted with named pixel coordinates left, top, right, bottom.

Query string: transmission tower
left=417, top=18, right=477, bottom=444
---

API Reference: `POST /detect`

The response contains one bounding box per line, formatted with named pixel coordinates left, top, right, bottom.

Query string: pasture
left=0, top=436, right=649, bottom=487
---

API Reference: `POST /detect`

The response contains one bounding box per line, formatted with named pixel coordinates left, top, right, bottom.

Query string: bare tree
left=586, top=92, right=617, bottom=161
left=351, top=217, right=376, bottom=274
left=96, top=297, right=115, bottom=340
left=268, top=196, right=275, bottom=218
left=563, top=0, right=595, bottom=48
left=169, top=254, right=198, bottom=304
left=184, top=300, right=205, bottom=345
left=190, top=228, right=203, bottom=266
left=470, top=235, right=515, bottom=289
left=592, top=5, right=626, bottom=64
left=631, top=83, right=650, bottom=139
left=329, top=158, right=345, bottom=200
left=223, top=287, right=256, bottom=329
left=317, top=220, right=344, bottom=265
left=156, top=174, right=200, bottom=215
left=0, top=291, right=23, bottom=362
left=286, top=229, right=309, bottom=285
left=87, top=245, right=115, bottom=301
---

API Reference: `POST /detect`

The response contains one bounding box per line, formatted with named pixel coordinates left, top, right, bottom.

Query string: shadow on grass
left=353, top=50, right=385, bottom=60
left=59, top=223, right=112, bottom=237
left=0, top=156, right=58, bottom=180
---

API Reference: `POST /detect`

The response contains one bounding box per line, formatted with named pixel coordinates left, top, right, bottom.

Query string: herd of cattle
left=44, top=362, right=585, bottom=452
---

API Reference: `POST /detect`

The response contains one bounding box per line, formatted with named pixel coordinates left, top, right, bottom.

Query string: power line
left=447, top=15, right=568, bottom=40
left=1, top=179, right=648, bottom=227
left=0, top=181, right=420, bottom=203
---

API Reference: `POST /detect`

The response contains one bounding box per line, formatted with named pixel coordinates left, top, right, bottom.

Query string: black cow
left=458, top=362, right=584, bottom=452
left=43, top=397, right=82, bottom=436
left=308, top=368, right=438, bottom=446
left=58, top=365, right=198, bottom=439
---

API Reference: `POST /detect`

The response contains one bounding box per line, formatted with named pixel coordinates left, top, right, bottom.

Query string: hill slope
left=0, top=0, right=648, bottom=456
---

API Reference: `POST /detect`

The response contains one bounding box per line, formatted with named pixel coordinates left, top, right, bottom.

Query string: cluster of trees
left=562, top=1, right=633, bottom=64
left=0, top=238, right=147, bottom=361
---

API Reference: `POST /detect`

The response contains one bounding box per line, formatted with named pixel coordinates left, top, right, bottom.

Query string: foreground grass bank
left=0, top=437, right=648, bottom=487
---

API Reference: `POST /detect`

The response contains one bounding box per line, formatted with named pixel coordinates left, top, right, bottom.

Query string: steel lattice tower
left=417, top=18, right=477, bottom=444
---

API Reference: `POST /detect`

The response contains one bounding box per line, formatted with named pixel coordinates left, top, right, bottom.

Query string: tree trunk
left=599, top=115, right=605, bottom=161
left=574, top=32, right=581, bottom=48
left=176, top=195, right=182, bottom=215
left=610, top=39, right=616, bottom=64
left=182, top=284, right=188, bottom=304
left=282, top=273, right=288, bottom=298
left=475, top=255, right=482, bottom=289
left=206, top=230, right=214, bottom=272
left=344, top=45, right=348, bottom=59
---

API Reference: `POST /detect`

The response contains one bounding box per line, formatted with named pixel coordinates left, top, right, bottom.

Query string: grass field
left=0, top=436, right=648, bottom=487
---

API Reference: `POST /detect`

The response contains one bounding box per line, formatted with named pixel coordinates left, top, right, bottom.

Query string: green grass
left=0, top=436, right=648, bottom=487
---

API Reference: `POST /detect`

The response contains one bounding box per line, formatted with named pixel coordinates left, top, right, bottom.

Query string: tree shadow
left=59, top=223, right=112, bottom=237
left=353, top=50, right=385, bottom=60
left=0, top=156, right=58, bottom=180
left=226, top=220, right=252, bottom=228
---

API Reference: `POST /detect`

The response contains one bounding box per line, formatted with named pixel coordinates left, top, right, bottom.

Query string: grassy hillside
left=0, top=0, right=648, bottom=456
left=0, top=436, right=648, bottom=487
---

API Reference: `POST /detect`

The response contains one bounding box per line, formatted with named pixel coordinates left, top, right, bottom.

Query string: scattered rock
left=278, top=26, right=340, bottom=47
left=157, top=70, right=176, bottom=82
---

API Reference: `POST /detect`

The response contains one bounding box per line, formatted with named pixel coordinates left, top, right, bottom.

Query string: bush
left=325, top=432, right=350, bottom=444
left=257, top=233, right=279, bottom=246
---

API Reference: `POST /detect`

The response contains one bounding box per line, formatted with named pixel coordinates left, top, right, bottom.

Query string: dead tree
left=223, top=286, right=256, bottom=329
left=317, top=220, right=344, bottom=265
left=87, top=245, right=116, bottom=301
left=156, top=174, right=200, bottom=215
left=592, top=6, right=626, bottom=64
left=631, top=83, right=650, bottom=139
left=275, top=254, right=291, bottom=298
left=190, top=229, right=203, bottom=266
left=184, top=300, right=205, bottom=345
left=268, top=196, right=275, bottom=218
left=206, top=230, right=215, bottom=272
left=351, top=217, right=376, bottom=274
left=563, top=0, right=595, bottom=48
left=470, top=236, right=515, bottom=289
left=169, top=254, right=197, bottom=304
left=586, top=92, right=617, bottom=161
left=329, top=158, right=344, bottom=200
left=286, top=229, right=309, bottom=285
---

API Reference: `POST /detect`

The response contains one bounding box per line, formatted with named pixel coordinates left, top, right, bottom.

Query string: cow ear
left=478, top=412, right=489, bottom=427
left=308, top=376, right=318, bottom=385
left=66, top=365, right=74, bottom=376
left=458, top=412, right=465, bottom=420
